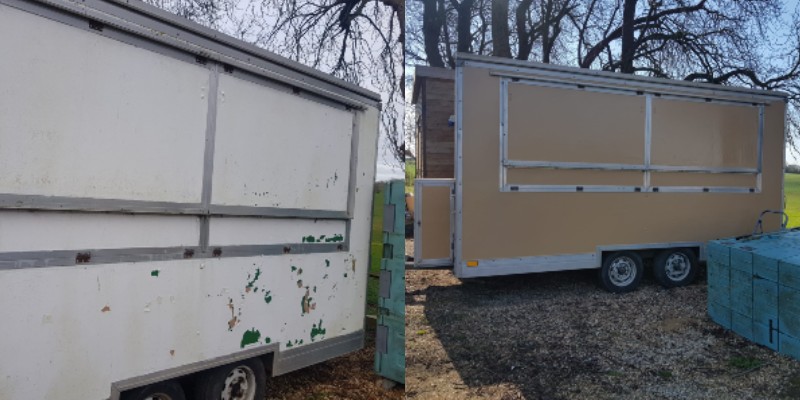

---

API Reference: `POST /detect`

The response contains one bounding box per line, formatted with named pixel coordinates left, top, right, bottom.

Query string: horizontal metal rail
left=503, top=184, right=758, bottom=194
left=504, top=160, right=759, bottom=174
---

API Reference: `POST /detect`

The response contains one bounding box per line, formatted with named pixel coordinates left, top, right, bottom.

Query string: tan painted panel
left=651, top=98, right=759, bottom=167
left=507, top=84, right=645, bottom=165
left=420, top=185, right=452, bottom=260
left=507, top=169, right=643, bottom=186
left=460, top=65, right=783, bottom=261
left=651, top=172, right=757, bottom=188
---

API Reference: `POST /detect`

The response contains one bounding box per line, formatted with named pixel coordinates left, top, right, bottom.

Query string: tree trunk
left=491, top=0, right=511, bottom=57
left=456, top=0, right=474, bottom=53
left=620, top=0, right=637, bottom=73
left=515, top=0, right=534, bottom=60
left=423, top=0, right=446, bottom=67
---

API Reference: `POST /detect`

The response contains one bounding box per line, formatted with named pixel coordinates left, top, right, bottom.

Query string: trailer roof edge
left=456, top=53, right=789, bottom=101
left=24, top=0, right=382, bottom=105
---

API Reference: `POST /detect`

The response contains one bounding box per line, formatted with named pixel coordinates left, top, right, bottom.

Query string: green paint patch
left=325, top=259, right=330, bottom=267
left=245, top=268, right=261, bottom=292
left=240, top=328, right=261, bottom=348
left=286, top=341, right=293, bottom=348
left=150, top=270, right=159, bottom=277
left=291, top=266, right=297, bottom=272
left=302, top=235, right=316, bottom=243
left=263, top=290, right=272, bottom=304
left=344, top=273, right=348, bottom=278
left=324, top=234, right=344, bottom=243
left=310, top=319, right=327, bottom=341
left=264, top=337, right=271, bottom=344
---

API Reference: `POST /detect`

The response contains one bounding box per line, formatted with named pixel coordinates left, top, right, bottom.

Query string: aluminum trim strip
left=0, top=243, right=345, bottom=270
left=458, top=253, right=597, bottom=278
left=500, top=78, right=508, bottom=190
left=645, top=94, right=652, bottom=190
left=207, top=205, right=349, bottom=219
left=454, top=64, right=465, bottom=277
left=504, top=160, right=759, bottom=174
left=272, top=330, right=363, bottom=376
left=502, top=185, right=642, bottom=193
left=0, top=194, right=205, bottom=214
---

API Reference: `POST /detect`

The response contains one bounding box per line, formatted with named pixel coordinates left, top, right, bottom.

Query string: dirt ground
left=265, top=328, right=405, bottom=400
left=406, top=240, right=800, bottom=400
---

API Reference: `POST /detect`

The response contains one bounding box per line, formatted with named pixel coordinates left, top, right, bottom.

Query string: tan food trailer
left=414, top=54, right=788, bottom=292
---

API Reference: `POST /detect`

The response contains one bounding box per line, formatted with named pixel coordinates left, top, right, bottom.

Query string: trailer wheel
left=653, top=248, right=697, bottom=288
left=599, top=251, right=643, bottom=293
left=194, top=358, right=267, bottom=400
left=121, top=381, right=186, bottom=400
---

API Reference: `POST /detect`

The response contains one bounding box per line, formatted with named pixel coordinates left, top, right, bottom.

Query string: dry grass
left=265, top=329, right=404, bottom=399
left=406, top=240, right=800, bottom=400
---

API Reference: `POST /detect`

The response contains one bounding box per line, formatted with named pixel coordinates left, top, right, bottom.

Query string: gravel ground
left=406, top=239, right=800, bottom=399
left=265, top=327, right=404, bottom=399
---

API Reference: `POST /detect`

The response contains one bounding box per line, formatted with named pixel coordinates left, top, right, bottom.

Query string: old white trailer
left=0, top=0, right=381, bottom=398
left=414, top=54, right=788, bottom=292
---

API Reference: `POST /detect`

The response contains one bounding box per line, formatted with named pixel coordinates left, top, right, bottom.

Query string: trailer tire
left=653, top=248, right=697, bottom=288
left=121, top=381, right=186, bottom=400
left=194, top=358, right=267, bottom=400
left=599, top=251, right=643, bottom=293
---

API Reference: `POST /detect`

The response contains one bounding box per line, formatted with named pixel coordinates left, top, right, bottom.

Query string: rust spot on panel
left=183, top=249, right=195, bottom=259
left=101, top=305, right=111, bottom=313
left=212, top=248, right=222, bottom=257
left=337, top=245, right=344, bottom=251
left=352, top=258, right=356, bottom=272
left=227, top=298, right=238, bottom=331
left=76, top=252, right=91, bottom=263
left=170, top=350, right=175, bottom=356
left=297, top=280, right=303, bottom=288
left=283, top=246, right=291, bottom=254
left=301, top=288, right=315, bottom=315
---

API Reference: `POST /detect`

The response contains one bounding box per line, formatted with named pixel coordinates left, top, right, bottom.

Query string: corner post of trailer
left=454, top=58, right=465, bottom=277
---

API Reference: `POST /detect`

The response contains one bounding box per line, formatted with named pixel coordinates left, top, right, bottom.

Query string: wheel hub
left=665, top=253, right=690, bottom=281
left=221, top=366, right=256, bottom=400
left=609, top=256, right=636, bottom=286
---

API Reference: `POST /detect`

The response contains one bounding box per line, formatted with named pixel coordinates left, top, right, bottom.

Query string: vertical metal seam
left=199, top=63, right=220, bottom=251
left=644, top=94, right=652, bottom=191
left=500, top=78, right=508, bottom=191
left=454, top=62, right=464, bottom=276
left=413, top=179, right=422, bottom=266
left=344, top=110, right=360, bottom=250
left=783, top=103, right=788, bottom=212
left=758, top=104, right=765, bottom=194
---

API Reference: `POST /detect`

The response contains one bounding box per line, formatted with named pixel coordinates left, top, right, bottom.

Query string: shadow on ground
left=410, top=265, right=799, bottom=399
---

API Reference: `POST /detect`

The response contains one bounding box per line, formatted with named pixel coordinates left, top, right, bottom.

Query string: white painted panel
left=0, top=211, right=200, bottom=252
left=212, top=75, right=352, bottom=211
left=0, top=105, right=380, bottom=400
left=0, top=5, right=208, bottom=203
left=0, top=252, right=364, bottom=399
left=209, top=217, right=346, bottom=246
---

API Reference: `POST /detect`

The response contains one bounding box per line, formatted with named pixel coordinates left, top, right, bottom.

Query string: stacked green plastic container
left=707, top=230, right=800, bottom=357
left=374, top=180, right=405, bottom=384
